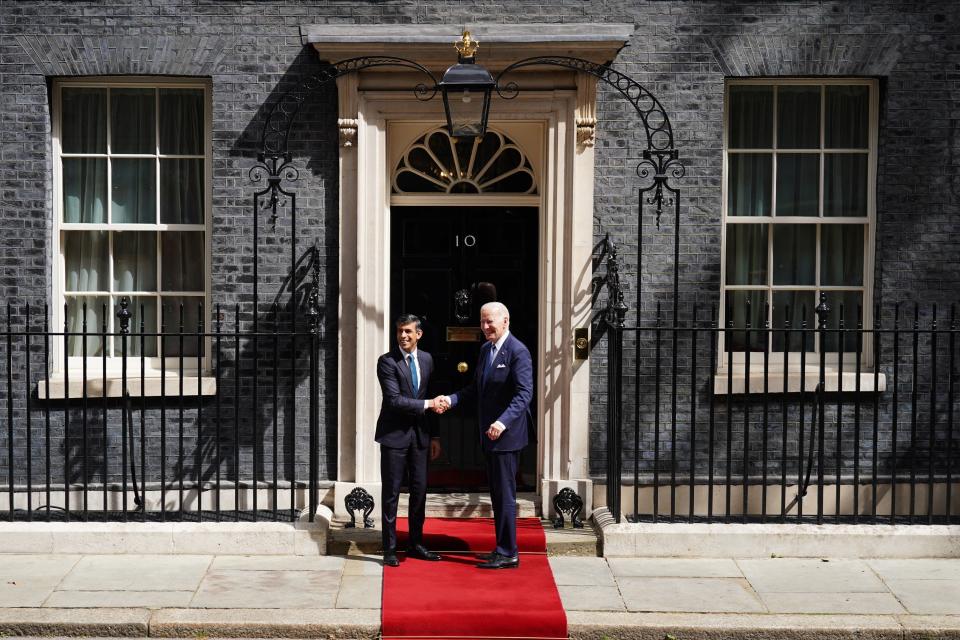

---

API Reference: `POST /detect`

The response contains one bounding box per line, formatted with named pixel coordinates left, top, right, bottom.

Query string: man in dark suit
left=440, top=302, right=533, bottom=569
left=376, top=314, right=445, bottom=567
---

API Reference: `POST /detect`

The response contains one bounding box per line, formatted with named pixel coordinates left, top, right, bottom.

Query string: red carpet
left=383, top=518, right=567, bottom=640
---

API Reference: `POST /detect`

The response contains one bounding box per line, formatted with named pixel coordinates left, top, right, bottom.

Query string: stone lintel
left=300, top=23, right=633, bottom=68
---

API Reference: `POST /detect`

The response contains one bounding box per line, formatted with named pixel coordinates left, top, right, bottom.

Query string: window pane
left=113, top=231, right=157, bottom=292
left=160, top=158, right=203, bottom=224
left=777, top=86, right=820, bottom=149
left=113, top=296, right=158, bottom=357
left=724, top=290, right=766, bottom=352
left=825, top=86, right=869, bottom=149
left=773, top=224, right=815, bottom=285
left=824, top=154, right=867, bottom=217
left=111, top=159, right=156, bottom=223
left=822, top=291, right=862, bottom=352
left=775, top=154, right=819, bottom=217
left=772, top=291, right=816, bottom=352
left=61, top=88, right=106, bottom=154
left=728, top=86, right=773, bottom=148
left=159, top=89, right=204, bottom=155
left=62, top=158, right=106, bottom=223
left=728, top=153, right=771, bottom=216
left=65, top=295, right=108, bottom=356
left=161, top=296, right=204, bottom=357
left=64, top=231, right=108, bottom=292
left=161, top=232, right=204, bottom=291
left=821, top=224, right=864, bottom=286
left=725, top=224, right=768, bottom=285
left=110, top=88, right=155, bottom=154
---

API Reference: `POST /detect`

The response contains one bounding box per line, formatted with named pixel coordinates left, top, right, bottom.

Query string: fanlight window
left=393, top=128, right=537, bottom=194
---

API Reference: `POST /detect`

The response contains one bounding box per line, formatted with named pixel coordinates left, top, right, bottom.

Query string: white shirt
left=400, top=347, right=430, bottom=411
left=488, top=331, right=510, bottom=367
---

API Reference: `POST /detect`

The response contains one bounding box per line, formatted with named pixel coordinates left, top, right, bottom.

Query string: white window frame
left=51, top=76, right=213, bottom=378
left=717, top=78, right=881, bottom=392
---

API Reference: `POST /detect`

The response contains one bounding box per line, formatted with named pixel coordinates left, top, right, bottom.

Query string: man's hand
left=430, top=438, right=442, bottom=461
left=429, top=395, right=450, bottom=414
left=485, top=422, right=505, bottom=440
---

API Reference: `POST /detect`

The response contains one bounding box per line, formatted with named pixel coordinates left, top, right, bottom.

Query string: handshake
left=427, top=395, right=452, bottom=414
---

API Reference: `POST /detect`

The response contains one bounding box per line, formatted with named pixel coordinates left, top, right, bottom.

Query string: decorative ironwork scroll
left=260, top=56, right=439, bottom=157
left=344, top=487, right=376, bottom=529
left=552, top=487, right=585, bottom=529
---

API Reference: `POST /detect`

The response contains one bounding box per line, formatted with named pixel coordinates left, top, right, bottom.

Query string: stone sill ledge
left=714, top=370, right=887, bottom=395
left=37, top=375, right=217, bottom=399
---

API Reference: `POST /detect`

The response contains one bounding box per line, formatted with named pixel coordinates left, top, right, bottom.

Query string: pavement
left=2, top=553, right=960, bottom=639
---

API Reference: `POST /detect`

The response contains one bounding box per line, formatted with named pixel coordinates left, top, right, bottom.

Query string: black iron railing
left=0, top=298, right=323, bottom=523
left=601, top=294, right=959, bottom=525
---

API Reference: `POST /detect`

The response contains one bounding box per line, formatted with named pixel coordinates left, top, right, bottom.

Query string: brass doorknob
left=457, top=361, right=469, bottom=373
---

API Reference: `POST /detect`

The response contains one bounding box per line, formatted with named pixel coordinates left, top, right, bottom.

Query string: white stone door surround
left=302, top=24, right=633, bottom=517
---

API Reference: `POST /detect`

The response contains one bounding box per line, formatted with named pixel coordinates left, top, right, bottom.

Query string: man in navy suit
left=376, top=314, right=445, bottom=567
left=440, top=302, right=533, bottom=569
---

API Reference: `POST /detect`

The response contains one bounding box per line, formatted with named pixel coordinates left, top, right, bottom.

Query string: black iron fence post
left=815, top=293, right=830, bottom=524
left=604, top=238, right=627, bottom=523
left=307, top=250, right=322, bottom=522
left=118, top=297, right=131, bottom=520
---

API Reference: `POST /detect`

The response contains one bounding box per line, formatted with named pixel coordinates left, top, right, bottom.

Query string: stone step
left=328, top=492, right=600, bottom=555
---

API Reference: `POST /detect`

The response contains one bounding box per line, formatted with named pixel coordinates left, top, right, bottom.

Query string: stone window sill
left=37, top=375, right=217, bottom=399
left=713, top=369, right=887, bottom=395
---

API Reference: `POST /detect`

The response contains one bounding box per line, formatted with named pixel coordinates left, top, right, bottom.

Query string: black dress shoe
left=477, top=550, right=497, bottom=561
left=383, top=552, right=400, bottom=567
left=477, top=552, right=519, bottom=569
left=407, top=543, right=441, bottom=561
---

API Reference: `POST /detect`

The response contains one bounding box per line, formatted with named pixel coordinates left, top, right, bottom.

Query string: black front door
left=390, top=206, right=538, bottom=491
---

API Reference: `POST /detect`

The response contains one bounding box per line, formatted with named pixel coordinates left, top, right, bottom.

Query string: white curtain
left=63, top=158, right=106, bottom=223
left=726, top=224, right=767, bottom=285
left=159, top=89, right=203, bottom=155
left=113, top=231, right=156, bottom=292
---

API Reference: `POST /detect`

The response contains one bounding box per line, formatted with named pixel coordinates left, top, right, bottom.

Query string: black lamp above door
left=439, top=31, right=495, bottom=139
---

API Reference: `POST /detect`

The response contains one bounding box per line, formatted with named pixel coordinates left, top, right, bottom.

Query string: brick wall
left=0, top=1, right=958, bottom=490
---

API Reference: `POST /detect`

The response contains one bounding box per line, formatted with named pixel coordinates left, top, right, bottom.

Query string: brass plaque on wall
left=446, top=327, right=483, bottom=342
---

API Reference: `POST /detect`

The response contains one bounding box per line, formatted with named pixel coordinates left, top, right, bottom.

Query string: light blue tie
left=407, top=353, right=419, bottom=392
left=483, top=344, right=496, bottom=383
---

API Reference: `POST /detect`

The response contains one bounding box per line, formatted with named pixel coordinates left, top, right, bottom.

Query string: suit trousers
left=485, top=449, right=520, bottom=558
left=380, top=442, right=428, bottom=553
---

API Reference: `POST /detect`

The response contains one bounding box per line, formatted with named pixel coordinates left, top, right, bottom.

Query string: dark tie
left=482, top=344, right=495, bottom=384
left=407, top=353, right=419, bottom=392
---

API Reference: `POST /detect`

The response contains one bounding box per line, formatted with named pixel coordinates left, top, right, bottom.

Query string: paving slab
left=759, top=591, right=906, bottom=614
left=557, top=585, right=625, bottom=611
left=0, top=607, right=151, bottom=637
left=608, top=557, right=743, bottom=578
left=149, top=607, right=380, bottom=638
left=341, top=554, right=384, bottom=577
left=209, top=555, right=346, bottom=572
left=566, top=611, right=905, bottom=640
left=884, top=579, right=960, bottom=615
left=869, top=558, right=960, bottom=582
left=548, top=557, right=616, bottom=586
left=58, top=555, right=212, bottom=592
left=617, top=577, right=766, bottom=613
left=190, top=569, right=341, bottom=609
left=335, top=575, right=380, bottom=609
left=0, top=556, right=80, bottom=607
left=737, top=558, right=887, bottom=593
left=43, top=590, right=194, bottom=608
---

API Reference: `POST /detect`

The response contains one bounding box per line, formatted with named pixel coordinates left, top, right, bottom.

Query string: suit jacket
left=375, top=348, right=436, bottom=449
left=453, top=333, right=533, bottom=453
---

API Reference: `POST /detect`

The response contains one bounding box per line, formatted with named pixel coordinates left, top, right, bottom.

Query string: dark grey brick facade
left=1, top=1, right=959, bottom=493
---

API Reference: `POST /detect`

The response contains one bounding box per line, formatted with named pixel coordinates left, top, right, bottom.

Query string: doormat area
left=383, top=517, right=567, bottom=640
